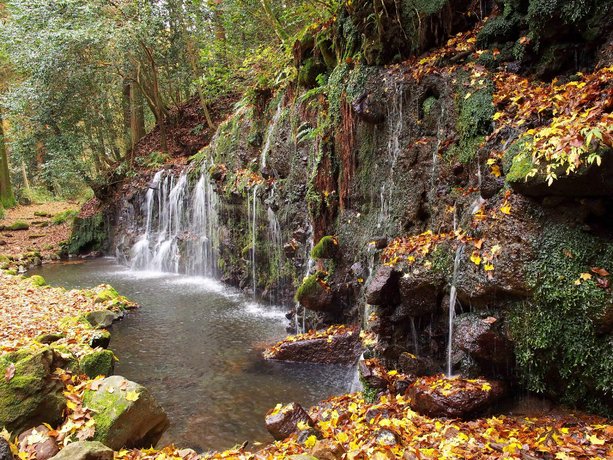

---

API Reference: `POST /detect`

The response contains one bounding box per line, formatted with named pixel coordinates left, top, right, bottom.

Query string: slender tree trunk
left=21, top=161, right=30, bottom=191
left=186, top=38, right=214, bottom=129
left=259, top=0, right=288, bottom=43
left=141, top=43, right=168, bottom=153
left=130, top=82, right=145, bottom=153
left=0, top=110, right=15, bottom=208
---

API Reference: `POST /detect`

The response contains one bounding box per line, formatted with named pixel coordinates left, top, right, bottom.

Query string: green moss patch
left=311, top=236, right=339, bottom=259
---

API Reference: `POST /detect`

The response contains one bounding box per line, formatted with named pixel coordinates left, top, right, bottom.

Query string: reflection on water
left=33, top=258, right=350, bottom=451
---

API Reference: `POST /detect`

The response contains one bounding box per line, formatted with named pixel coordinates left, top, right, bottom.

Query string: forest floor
left=0, top=202, right=77, bottom=267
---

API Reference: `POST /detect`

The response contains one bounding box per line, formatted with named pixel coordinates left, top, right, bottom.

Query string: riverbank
left=1, top=269, right=611, bottom=460
left=0, top=202, right=78, bottom=273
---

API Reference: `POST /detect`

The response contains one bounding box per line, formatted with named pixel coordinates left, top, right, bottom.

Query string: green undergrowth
left=509, top=224, right=613, bottom=416
left=311, top=236, right=338, bottom=259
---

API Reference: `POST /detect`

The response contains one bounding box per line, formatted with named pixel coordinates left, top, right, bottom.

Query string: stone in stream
left=84, top=310, right=116, bottom=329
left=0, top=347, right=66, bottom=434
left=264, top=328, right=362, bottom=365
left=0, top=437, right=12, bottom=460
left=18, top=425, right=59, bottom=460
left=265, top=402, right=315, bottom=441
left=408, top=377, right=505, bottom=419
left=48, top=441, right=114, bottom=460
left=83, top=376, right=169, bottom=450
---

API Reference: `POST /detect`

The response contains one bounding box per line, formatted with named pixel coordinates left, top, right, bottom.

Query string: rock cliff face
left=80, top=0, right=613, bottom=416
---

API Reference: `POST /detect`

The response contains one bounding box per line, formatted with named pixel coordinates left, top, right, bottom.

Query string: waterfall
left=260, top=99, right=284, bottom=170
left=410, top=317, right=420, bottom=355
left=248, top=185, right=260, bottom=297
left=126, top=168, right=220, bottom=277
left=267, top=205, right=284, bottom=304
left=295, top=225, right=314, bottom=334
left=347, top=352, right=365, bottom=393
left=447, top=245, right=464, bottom=377
left=377, top=83, right=403, bottom=229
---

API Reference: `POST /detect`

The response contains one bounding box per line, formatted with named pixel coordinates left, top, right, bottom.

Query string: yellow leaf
left=337, top=432, right=349, bottom=443
left=304, top=435, right=317, bottom=448
left=470, top=252, right=482, bottom=266
left=491, top=165, right=502, bottom=177
left=588, top=434, right=605, bottom=445
left=493, top=112, right=503, bottom=121
left=491, top=244, right=501, bottom=255
left=579, top=273, right=592, bottom=281
left=555, top=453, right=572, bottom=459
left=500, top=204, right=511, bottom=215
left=125, top=390, right=140, bottom=402
left=484, top=264, right=495, bottom=271
left=296, top=420, right=310, bottom=431
left=465, top=92, right=472, bottom=99
left=387, top=370, right=398, bottom=376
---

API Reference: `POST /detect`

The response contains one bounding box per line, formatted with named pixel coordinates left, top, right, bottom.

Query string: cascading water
left=267, top=205, right=284, bottom=304
left=126, top=167, right=220, bottom=277
left=377, top=83, right=403, bottom=230
left=248, top=185, right=260, bottom=297
left=260, top=99, right=284, bottom=170
left=447, top=245, right=464, bottom=376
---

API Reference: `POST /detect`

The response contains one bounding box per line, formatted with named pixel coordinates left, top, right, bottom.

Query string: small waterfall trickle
left=447, top=245, right=464, bottom=377
left=294, top=225, right=314, bottom=334
left=348, top=352, right=365, bottom=393
left=267, top=205, right=285, bottom=304
left=126, top=168, right=220, bottom=277
left=260, top=99, right=284, bottom=170
left=377, top=83, right=404, bottom=229
left=410, top=317, right=420, bottom=355
left=248, top=185, right=260, bottom=298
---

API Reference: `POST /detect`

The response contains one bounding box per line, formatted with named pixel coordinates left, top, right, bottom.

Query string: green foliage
left=509, top=225, right=613, bottom=416
left=311, top=236, right=338, bottom=259
left=52, top=209, right=78, bottom=226
left=135, top=151, right=171, bottom=170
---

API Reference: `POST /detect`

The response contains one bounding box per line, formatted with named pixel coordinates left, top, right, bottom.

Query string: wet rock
left=396, top=271, right=443, bottom=318
left=48, top=441, right=113, bottom=460
left=409, top=377, right=505, bottom=419
left=80, top=251, right=103, bottom=260
left=35, top=333, right=65, bottom=344
left=284, top=240, right=299, bottom=258
left=18, top=425, right=59, bottom=460
left=365, top=406, right=391, bottom=423
left=83, top=376, right=169, bottom=449
left=264, top=328, right=362, bottom=365
left=352, top=93, right=385, bottom=124
left=370, top=236, right=389, bottom=250
left=310, top=439, right=345, bottom=460
left=480, top=173, right=504, bottom=199
left=358, top=360, right=388, bottom=391
left=265, top=402, right=314, bottom=441
left=90, top=330, right=111, bottom=349
left=0, top=438, right=10, bottom=460
left=453, top=313, right=514, bottom=367
left=85, top=310, right=116, bottom=329
left=296, top=278, right=334, bottom=312
left=0, top=347, right=66, bottom=434
left=350, top=262, right=364, bottom=278
left=398, top=352, right=438, bottom=377
left=365, top=266, right=401, bottom=305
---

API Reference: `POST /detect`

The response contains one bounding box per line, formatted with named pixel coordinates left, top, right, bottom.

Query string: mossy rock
left=85, top=310, right=116, bottom=329
left=35, top=333, right=64, bottom=344
left=29, top=275, right=47, bottom=287
left=311, top=236, right=338, bottom=259
left=94, top=287, right=120, bottom=303
left=0, top=347, right=66, bottom=433
left=0, top=221, right=29, bottom=231
left=90, top=330, right=112, bottom=349
left=67, top=213, right=107, bottom=255
left=79, top=350, right=115, bottom=379
left=3, top=269, right=18, bottom=276
left=83, top=376, right=169, bottom=450
left=295, top=272, right=334, bottom=312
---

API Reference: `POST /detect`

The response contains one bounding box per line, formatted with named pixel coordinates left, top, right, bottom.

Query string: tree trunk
left=130, top=82, right=146, bottom=154
left=0, top=110, right=15, bottom=209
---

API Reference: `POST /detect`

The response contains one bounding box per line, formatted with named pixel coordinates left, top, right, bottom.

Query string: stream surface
left=33, top=258, right=350, bottom=452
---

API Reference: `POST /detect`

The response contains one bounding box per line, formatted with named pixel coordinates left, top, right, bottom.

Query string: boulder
left=365, top=266, right=400, bottom=305
left=264, top=328, right=362, bottom=365
left=295, top=274, right=335, bottom=312
left=453, top=313, right=513, bottom=366
left=358, top=360, right=388, bottom=391
left=0, top=348, right=66, bottom=434
left=409, top=377, right=505, bottom=419
left=85, top=311, right=116, bottom=329
left=89, top=331, right=111, bottom=349
left=18, top=425, right=59, bottom=460
left=265, top=402, right=314, bottom=441
left=0, top=437, right=12, bottom=460
left=398, top=353, right=438, bottom=377
left=83, top=376, right=169, bottom=450
left=48, top=441, right=113, bottom=460
left=396, top=271, right=443, bottom=318
left=79, top=350, right=115, bottom=379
